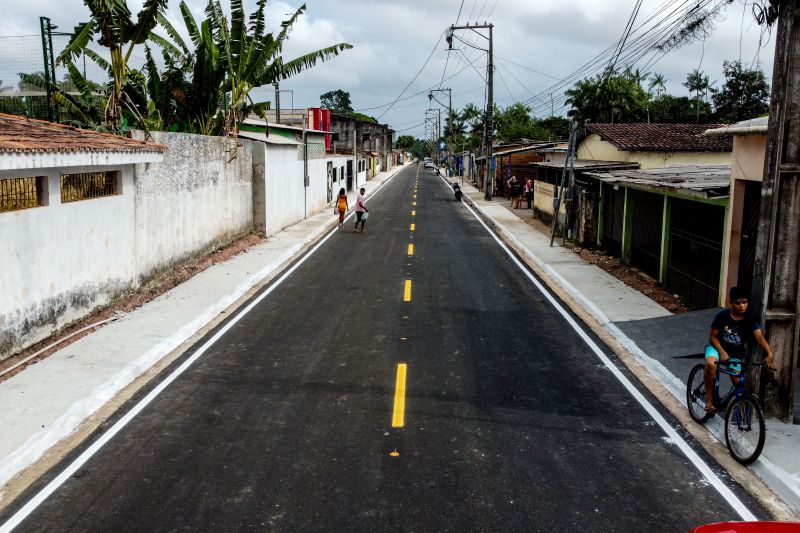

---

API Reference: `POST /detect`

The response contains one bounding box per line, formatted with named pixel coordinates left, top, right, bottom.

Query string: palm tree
left=147, top=0, right=226, bottom=134
left=648, top=73, right=667, bottom=97
left=683, top=69, right=711, bottom=123
left=57, top=0, right=169, bottom=131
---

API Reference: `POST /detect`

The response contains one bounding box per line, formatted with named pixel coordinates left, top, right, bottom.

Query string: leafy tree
left=396, top=135, right=415, bottom=150
left=58, top=0, right=170, bottom=131
left=409, top=138, right=430, bottom=160
left=712, top=60, right=770, bottom=123
left=649, top=94, right=712, bottom=123
left=320, top=89, right=353, bottom=112
left=565, top=67, right=648, bottom=123
left=494, top=102, right=552, bottom=141
left=537, top=116, right=571, bottom=139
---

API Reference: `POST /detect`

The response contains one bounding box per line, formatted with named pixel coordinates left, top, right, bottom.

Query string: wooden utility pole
left=448, top=23, right=494, bottom=199
left=752, top=0, right=800, bottom=419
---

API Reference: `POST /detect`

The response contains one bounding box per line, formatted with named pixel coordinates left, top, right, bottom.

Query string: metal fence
left=60, top=171, right=118, bottom=203
left=0, top=25, right=73, bottom=122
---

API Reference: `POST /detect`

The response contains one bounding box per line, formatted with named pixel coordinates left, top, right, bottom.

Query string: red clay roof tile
left=0, top=113, right=166, bottom=154
left=585, top=123, right=732, bottom=152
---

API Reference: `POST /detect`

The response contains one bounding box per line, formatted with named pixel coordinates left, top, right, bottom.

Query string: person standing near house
left=524, top=177, right=533, bottom=209
left=354, top=187, right=369, bottom=232
left=335, top=187, right=348, bottom=228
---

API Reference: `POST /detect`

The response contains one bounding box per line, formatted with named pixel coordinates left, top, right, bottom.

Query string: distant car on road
left=424, top=161, right=435, bottom=169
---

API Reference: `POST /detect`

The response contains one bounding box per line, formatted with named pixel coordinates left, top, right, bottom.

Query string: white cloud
left=0, top=0, right=777, bottom=136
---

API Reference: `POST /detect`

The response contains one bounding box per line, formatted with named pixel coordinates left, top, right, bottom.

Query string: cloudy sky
left=0, top=0, right=776, bottom=137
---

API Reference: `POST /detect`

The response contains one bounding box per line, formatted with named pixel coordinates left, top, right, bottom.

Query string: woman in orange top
left=335, top=188, right=348, bottom=228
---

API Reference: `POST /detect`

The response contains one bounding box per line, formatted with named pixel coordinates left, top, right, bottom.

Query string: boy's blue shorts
left=705, top=345, right=742, bottom=373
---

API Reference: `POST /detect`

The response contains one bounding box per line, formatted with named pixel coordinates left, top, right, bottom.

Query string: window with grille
left=0, top=176, right=47, bottom=213
left=60, top=171, right=119, bottom=203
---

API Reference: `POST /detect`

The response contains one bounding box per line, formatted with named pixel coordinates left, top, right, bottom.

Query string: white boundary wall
left=1, top=132, right=254, bottom=360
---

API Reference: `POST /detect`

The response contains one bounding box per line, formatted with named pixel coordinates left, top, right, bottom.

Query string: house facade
left=578, top=123, right=732, bottom=169
left=705, top=117, right=769, bottom=301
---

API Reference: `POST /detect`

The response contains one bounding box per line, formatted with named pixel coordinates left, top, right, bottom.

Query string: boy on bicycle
left=704, top=286, right=776, bottom=411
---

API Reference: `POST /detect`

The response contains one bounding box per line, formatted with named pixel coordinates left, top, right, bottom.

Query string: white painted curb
left=461, top=190, right=800, bottom=514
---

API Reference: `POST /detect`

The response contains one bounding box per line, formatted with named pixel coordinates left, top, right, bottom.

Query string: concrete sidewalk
left=454, top=177, right=800, bottom=517
left=0, top=164, right=408, bottom=501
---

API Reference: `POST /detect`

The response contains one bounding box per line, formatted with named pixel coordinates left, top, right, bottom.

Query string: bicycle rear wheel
left=686, top=363, right=713, bottom=424
left=725, top=394, right=765, bottom=465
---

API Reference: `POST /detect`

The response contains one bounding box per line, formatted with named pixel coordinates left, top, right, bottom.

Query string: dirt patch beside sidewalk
left=0, top=233, right=266, bottom=382
left=519, top=214, right=689, bottom=314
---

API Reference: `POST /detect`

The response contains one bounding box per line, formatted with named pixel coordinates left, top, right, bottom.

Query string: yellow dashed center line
left=392, top=363, right=407, bottom=428
left=403, top=280, right=412, bottom=301
left=412, top=201, right=417, bottom=206
left=408, top=243, right=414, bottom=256
left=410, top=223, right=415, bottom=231
left=411, top=210, right=416, bottom=216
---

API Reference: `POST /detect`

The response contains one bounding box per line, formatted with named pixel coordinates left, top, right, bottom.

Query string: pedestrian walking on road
left=354, top=187, right=369, bottom=232
left=335, top=188, right=348, bottom=228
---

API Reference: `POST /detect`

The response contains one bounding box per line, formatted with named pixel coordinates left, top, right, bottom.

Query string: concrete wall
left=134, top=132, right=254, bottom=281
left=0, top=165, right=136, bottom=359
left=1, top=132, right=256, bottom=361
left=578, top=134, right=731, bottom=169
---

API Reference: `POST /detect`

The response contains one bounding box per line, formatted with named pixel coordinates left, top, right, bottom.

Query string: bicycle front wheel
left=686, top=363, right=713, bottom=424
left=725, top=394, right=765, bottom=465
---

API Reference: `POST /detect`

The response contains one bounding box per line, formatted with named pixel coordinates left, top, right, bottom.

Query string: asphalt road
left=1, top=165, right=769, bottom=531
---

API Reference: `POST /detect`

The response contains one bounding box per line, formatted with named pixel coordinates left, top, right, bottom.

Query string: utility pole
left=430, top=89, right=453, bottom=175
left=448, top=23, right=493, bottom=199
left=751, top=0, right=800, bottom=419
left=274, top=82, right=281, bottom=123
left=39, top=17, right=57, bottom=122
left=551, top=122, right=578, bottom=247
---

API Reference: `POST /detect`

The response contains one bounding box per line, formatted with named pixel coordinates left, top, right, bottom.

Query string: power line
left=377, top=29, right=446, bottom=120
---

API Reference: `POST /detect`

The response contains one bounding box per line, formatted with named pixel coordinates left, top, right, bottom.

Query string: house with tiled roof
left=578, top=123, right=733, bottom=169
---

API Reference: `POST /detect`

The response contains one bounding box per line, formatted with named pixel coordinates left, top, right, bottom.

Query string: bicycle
left=686, top=359, right=774, bottom=465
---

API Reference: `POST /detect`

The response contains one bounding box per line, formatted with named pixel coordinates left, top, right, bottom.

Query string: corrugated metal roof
left=0, top=113, right=166, bottom=154
left=585, top=164, right=731, bottom=198
left=705, top=117, right=768, bottom=137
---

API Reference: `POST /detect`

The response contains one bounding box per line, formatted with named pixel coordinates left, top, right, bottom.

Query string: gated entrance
left=667, top=198, right=725, bottom=309
left=601, top=183, right=625, bottom=257
left=737, top=181, right=762, bottom=291
left=629, top=189, right=663, bottom=279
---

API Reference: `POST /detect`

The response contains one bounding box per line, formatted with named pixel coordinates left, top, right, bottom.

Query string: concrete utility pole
left=274, top=83, right=281, bottom=123
left=430, top=89, right=453, bottom=175
left=752, top=0, right=800, bottom=420
left=448, top=23, right=494, bottom=199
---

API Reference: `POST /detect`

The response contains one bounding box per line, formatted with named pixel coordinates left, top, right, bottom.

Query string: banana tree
left=57, top=0, right=169, bottom=131
left=205, top=0, right=353, bottom=136
left=148, top=0, right=225, bottom=134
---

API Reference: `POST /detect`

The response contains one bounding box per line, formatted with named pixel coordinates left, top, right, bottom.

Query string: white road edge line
left=440, top=174, right=757, bottom=522
left=0, top=166, right=410, bottom=533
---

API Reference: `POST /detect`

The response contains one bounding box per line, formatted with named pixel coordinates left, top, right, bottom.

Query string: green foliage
left=409, top=138, right=430, bottom=160
left=712, top=60, right=770, bottom=123
left=146, top=0, right=352, bottom=135
left=58, top=0, right=170, bottom=130
left=320, top=89, right=353, bottom=112
left=649, top=94, right=713, bottom=123
left=564, top=67, right=649, bottom=124
left=396, top=135, right=415, bottom=150
left=333, top=110, right=377, bottom=123
left=537, top=116, right=571, bottom=139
